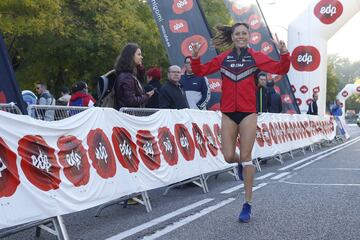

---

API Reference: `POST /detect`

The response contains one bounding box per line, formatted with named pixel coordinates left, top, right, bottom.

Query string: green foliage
left=328, top=54, right=360, bottom=112
left=0, top=0, right=232, bottom=98
left=326, top=59, right=339, bottom=107
left=0, top=0, right=169, bottom=97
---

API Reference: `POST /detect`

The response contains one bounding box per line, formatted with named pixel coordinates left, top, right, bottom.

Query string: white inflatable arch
left=336, top=84, right=360, bottom=113
left=288, top=0, right=360, bottom=115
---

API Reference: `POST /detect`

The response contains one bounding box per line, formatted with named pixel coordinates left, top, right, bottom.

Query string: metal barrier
left=28, top=105, right=89, bottom=121
left=119, top=107, right=159, bottom=116
left=0, top=102, right=22, bottom=115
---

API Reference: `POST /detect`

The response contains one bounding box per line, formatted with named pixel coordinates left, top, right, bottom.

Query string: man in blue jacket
left=180, top=56, right=210, bottom=110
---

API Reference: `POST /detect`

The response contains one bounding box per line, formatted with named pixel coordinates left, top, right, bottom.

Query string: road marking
left=278, top=136, right=360, bottom=171
left=255, top=172, right=275, bottom=180
left=106, top=198, right=213, bottom=240
left=141, top=198, right=236, bottom=240
left=221, top=184, right=244, bottom=194
left=271, top=172, right=291, bottom=180
left=281, top=180, right=360, bottom=187
left=253, top=182, right=268, bottom=190
left=294, top=161, right=314, bottom=170
left=318, top=168, right=360, bottom=171
left=241, top=183, right=268, bottom=194
left=294, top=137, right=360, bottom=171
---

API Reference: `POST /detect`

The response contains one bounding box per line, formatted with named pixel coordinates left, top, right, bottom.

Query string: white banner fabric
left=0, top=108, right=335, bottom=229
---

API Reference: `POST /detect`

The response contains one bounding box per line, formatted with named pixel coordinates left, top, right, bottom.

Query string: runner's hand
left=273, top=33, right=288, bottom=54
left=190, top=42, right=202, bottom=59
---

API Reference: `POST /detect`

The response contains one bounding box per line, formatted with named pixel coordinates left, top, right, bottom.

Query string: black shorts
left=223, top=112, right=254, bottom=125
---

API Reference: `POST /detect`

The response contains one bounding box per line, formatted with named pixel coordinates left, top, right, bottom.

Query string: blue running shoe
left=239, top=202, right=251, bottom=223
left=237, top=163, right=243, bottom=181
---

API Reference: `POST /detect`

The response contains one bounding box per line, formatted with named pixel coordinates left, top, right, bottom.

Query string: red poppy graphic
left=136, top=130, right=161, bottom=171
left=248, top=14, right=262, bottom=30
left=306, top=98, right=314, bottom=106
left=261, top=123, right=272, bottom=146
left=158, top=127, right=178, bottom=166
left=291, top=46, right=321, bottom=72
left=231, top=4, right=250, bottom=16
left=192, top=123, right=207, bottom=158
left=255, top=126, right=265, bottom=147
left=213, top=124, right=222, bottom=150
left=261, top=42, right=273, bottom=55
left=296, top=98, right=302, bottom=106
left=250, top=32, right=262, bottom=45
left=18, top=135, right=60, bottom=191
left=0, top=137, right=20, bottom=198
left=300, top=85, right=309, bottom=94
left=203, top=124, right=218, bottom=157
left=175, top=124, right=195, bottom=161
left=208, top=78, right=222, bottom=93
left=269, top=123, right=278, bottom=145
left=281, top=94, right=293, bottom=104
left=341, top=91, right=348, bottom=97
left=314, top=0, right=343, bottom=24
left=112, top=127, right=139, bottom=173
left=356, top=86, right=360, bottom=92
left=172, top=0, right=193, bottom=15
left=169, top=19, right=189, bottom=33
left=181, top=35, right=208, bottom=58
left=87, top=129, right=116, bottom=178
left=57, top=136, right=90, bottom=187
left=313, top=86, right=320, bottom=93
left=291, top=85, right=296, bottom=93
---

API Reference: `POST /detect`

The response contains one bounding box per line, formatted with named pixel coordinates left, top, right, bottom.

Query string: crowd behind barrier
left=0, top=105, right=338, bottom=240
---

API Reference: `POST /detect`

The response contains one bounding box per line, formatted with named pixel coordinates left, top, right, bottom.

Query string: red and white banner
left=0, top=108, right=335, bottom=229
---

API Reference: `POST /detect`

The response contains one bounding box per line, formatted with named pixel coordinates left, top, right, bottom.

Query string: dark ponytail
left=213, top=23, right=250, bottom=48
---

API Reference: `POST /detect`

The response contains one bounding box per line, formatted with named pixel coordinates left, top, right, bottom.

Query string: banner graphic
left=223, top=0, right=300, bottom=114
left=0, top=108, right=335, bottom=229
left=148, top=0, right=221, bottom=110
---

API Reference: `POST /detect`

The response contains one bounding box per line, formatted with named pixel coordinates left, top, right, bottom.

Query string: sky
left=258, top=0, right=360, bottom=62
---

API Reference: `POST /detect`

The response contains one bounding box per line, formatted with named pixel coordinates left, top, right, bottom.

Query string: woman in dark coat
left=114, top=43, right=154, bottom=110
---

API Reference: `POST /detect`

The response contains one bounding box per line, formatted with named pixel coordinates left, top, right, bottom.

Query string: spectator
left=307, top=93, right=318, bottom=115
left=159, top=65, right=189, bottom=109
left=69, top=81, right=96, bottom=107
left=256, top=72, right=268, bottom=113
left=330, top=99, right=343, bottom=116
left=144, top=67, right=162, bottom=108
left=266, top=79, right=282, bottom=113
left=35, top=82, right=55, bottom=121
left=180, top=56, right=210, bottom=110
left=114, top=43, right=154, bottom=110
left=57, top=86, right=71, bottom=106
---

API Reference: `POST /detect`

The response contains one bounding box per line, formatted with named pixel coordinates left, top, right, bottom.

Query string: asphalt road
left=2, top=125, right=360, bottom=240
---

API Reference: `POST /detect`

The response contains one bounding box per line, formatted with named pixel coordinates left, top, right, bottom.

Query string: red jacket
left=191, top=48, right=290, bottom=113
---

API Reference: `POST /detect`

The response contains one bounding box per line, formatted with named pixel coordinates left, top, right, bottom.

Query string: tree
left=326, top=58, right=339, bottom=110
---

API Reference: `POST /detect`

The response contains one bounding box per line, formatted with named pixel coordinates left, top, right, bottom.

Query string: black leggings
left=223, top=112, right=254, bottom=125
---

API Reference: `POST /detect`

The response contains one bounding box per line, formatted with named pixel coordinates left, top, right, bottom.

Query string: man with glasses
left=35, top=82, right=55, bottom=121
left=180, top=56, right=210, bottom=110
left=159, top=65, right=189, bottom=109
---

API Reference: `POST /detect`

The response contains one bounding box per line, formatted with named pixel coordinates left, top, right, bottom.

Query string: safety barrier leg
left=163, top=175, right=207, bottom=196
left=273, top=153, right=284, bottom=165
left=95, top=191, right=152, bottom=217
left=254, top=158, right=262, bottom=172
left=0, top=216, right=68, bottom=240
